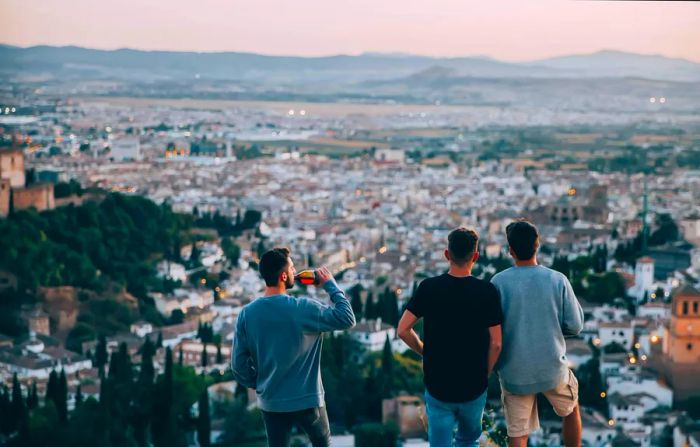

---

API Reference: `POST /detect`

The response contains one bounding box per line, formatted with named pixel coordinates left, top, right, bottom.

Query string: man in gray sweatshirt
left=491, top=220, right=584, bottom=447
left=232, top=247, right=356, bottom=447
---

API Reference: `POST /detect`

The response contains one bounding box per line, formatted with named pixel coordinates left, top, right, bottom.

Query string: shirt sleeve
left=299, top=279, right=356, bottom=333
left=405, top=279, right=427, bottom=318
left=561, top=276, right=584, bottom=336
left=231, top=308, right=257, bottom=389
left=484, top=282, right=504, bottom=327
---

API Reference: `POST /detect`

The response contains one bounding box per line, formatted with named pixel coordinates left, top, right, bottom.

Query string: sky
left=1, top=0, right=699, bottom=62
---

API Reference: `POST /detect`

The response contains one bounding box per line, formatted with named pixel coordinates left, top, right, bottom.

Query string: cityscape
left=1, top=2, right=700, bottom=447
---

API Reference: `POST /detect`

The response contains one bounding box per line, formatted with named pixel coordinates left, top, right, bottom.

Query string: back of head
left=448, top=227, right=479, bottom=266
left=259, top=247, right=291, bottom=286
left=506, top=220, right=539, bottom=261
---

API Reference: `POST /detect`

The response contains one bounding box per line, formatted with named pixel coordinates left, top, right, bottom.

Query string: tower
left=660, top=284, right=700, bottom=402
left=633, top=256, right=654, bottom=302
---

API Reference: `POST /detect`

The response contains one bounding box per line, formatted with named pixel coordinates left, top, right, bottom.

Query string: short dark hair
left=259, top=247, right=291, bottom=286
left=448, top=227, right=479, bottom=266
left=506, top=220, right=539, bottom=260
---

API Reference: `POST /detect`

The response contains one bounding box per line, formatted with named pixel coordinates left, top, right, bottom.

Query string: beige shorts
left=500, top=369, right=579, bottom=438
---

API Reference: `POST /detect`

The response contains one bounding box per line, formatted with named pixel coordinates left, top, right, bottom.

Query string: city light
left=593, top=338, right=601, bottom=346
left=634, top=342, right=641, bottom=349
left=649, top=97, right=656, bottom=103
left=396, top=288, right=402, bottom=295
left=608, top=419, right=615, bottom=426
left=288, top=109, right=295, bottom=116
left=651, top=293, right=656, bottom=299
left=651, top=335, right=659, bottom=343
left=629, top=357, right=637, bottom=364
left=568, top=187, right=577, bottom=196
left=600, top=391, right=606, bottom=398
left=659, top=97, right=666, bottom=103
left=641, top=355, right=648, bottom=361
left=378, top=246, right=387, bottom=254
left=300, top=110, right=307, bottom=116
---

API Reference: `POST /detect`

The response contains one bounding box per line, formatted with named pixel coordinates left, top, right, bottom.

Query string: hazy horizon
left=1, top=0, right=699, bottom=63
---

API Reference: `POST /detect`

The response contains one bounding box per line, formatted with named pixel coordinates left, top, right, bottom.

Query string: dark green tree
left=26, top=381, right=39, bottom=410
left=74, top=384, right=83, bottom=409
left=95, top=334, right=108, bottom=378
left=57, top=369, right=68, bottom=422
left=380, top=335, right=395, bottom=398
left=349, top=285, right=364, bottom=319
left=11, top=373, right=27, bottom=433
left=196, top=388, right=211, bottom=447
left=216, top=343, right=223, bottom=364
left=201, top=344, right=208, bottom=367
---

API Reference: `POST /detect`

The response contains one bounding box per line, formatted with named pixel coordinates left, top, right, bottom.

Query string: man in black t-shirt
left=398, top=228, right=503, bottom=447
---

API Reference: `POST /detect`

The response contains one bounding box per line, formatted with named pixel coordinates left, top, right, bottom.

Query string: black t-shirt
left=405, top=273, right=503, bottom=403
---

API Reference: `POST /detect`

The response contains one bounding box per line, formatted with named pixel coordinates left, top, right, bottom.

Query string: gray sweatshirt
left=231, top=279, right=356, bottom=412
left=491, top=265, right=584, bottom=394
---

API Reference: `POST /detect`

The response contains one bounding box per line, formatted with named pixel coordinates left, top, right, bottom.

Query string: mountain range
left=1, top=45, right=699, bottom=84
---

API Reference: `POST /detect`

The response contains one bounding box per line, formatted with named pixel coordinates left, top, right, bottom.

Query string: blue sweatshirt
left=231, top=279, right=356, bottom=412
left=491, top=265, right=584, bottom=395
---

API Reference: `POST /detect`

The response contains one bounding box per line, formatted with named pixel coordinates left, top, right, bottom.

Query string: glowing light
left=568, top=187, right=577, bottom=196
left=649, top=97, right=656, bottom=103
left=641, top=355, right=648, bottom=361
left=200, top=278, right=206, bottom=285
left=288, top=109, right=295, bottom=116
left=651, top=293, right=656, bottom=299
left=593, top=338, right=601, bottom=346
left=300, top=110, right=306, bottom=116
left=378, top=246, right=387, bottom=254
left=608, top=419, right=615, bottom=426
left=629, top=357, right=637, bottom=364
left=10, top=107, right=16, bottom=113
left=659, top=97, right=666, bottom=104
left=634, top=342, right=641, bottom=349
left=105, top=126, right=112, bottom=132
left=359, top=257, right=367, bottom=263
left=4, top=108, right=9, bottom=114
left=600, top=391, right=607, bottom=398
left=396, top=288, right=402, bottom=295
left=651, top=335, right=659, bottom=343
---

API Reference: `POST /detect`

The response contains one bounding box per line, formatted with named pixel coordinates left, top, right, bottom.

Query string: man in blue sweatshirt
left=491, top=220, right=584, bottom=447
left=231, top=247, right=356, bottom=447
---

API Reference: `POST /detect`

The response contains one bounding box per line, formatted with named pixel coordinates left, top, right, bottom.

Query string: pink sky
left=1, top=0, right=699, bottom=62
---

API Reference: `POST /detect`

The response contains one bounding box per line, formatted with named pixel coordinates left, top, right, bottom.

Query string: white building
left=598, top=320, right=634, bottom=349
left=348, top=319, right=396, bottom=352
left=156, top=261, right=187, bottom=283
left=130, top=321, right=153, bottom=338
left=606, top=370, right=673, bottom=408
left=628, top=257, right=655, bottom=302
left=109, top=136, right=142, bottom=161
left=375, top=148, right=405, bottom=164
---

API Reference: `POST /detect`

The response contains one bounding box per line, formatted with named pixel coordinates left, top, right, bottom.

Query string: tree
left=201, top=344, right=209, bottom=368
left=95, top=334, right=108, bottom=378
left=365, top=292, right=376, bottom=320
left=216, top=343, right=223, bottom=364
left=380, top=336, right=395, bottom=398
left=74, top=384, right=83, bottom=409
left=156, top=332, right=163, bottom=349
left=221, top=237, right=241, bottom=267
left=57, top=370, right=68, bottom=422
left=45, top=370, right=58, bottom=407
left=350, top=286, right=364, bottom=321
left=0, top=385, right=11, bottom=436
left=27, top=381, right=39, bottom=410
left=197, top=388, right=211, bottom=447
left=178, top=346, right=184, bottom=366
left=11, top=373, right=27, bottom=433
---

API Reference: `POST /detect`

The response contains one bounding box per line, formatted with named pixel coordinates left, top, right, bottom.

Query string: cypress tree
left=201, top=344, right=208, bottom=367
left=350, top=286, right=363, bottom=319
left=57, top=369, right=68, bottom=422
left=75, top=384, right=83, bottom=408
left=197, top=388, right=211, bottom=447
left=380, top=335, right=395, bottom=398
left=46, top=370, right=58, bottom=407
left=178, top=346, right=184, bottom=366
left=0, top=385, right=11, bottom=436
left=11, top=373, right=26, bottom=432
left=140, top=338, right=156, bottom=384
left=365, top=292, right=375, bottom=320
left=216, top=343, right=223, bottom=364
left=156, top=332, right=163, bottom=349
left=26, top=381, right=38, bottom=410
left=95, top=334, right=108, bottom=378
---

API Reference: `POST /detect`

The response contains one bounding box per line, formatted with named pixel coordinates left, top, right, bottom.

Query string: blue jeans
left=424, top=390, right=487, bottom=447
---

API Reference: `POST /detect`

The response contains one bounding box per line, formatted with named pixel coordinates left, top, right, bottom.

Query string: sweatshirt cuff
left=323, top=279, right=341, bottom=298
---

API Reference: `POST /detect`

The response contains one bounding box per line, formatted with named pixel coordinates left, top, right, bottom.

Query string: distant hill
left=1, top=45, right=698, bottom=83
left=530, top=50, right=700, bottom=82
